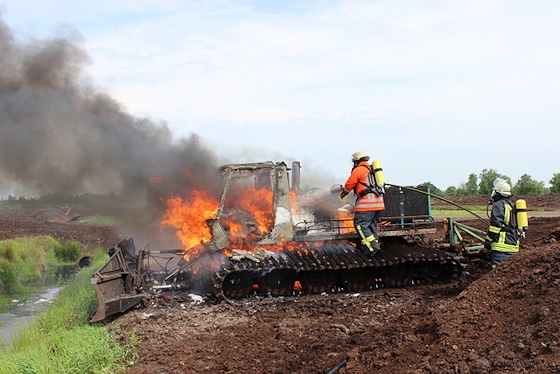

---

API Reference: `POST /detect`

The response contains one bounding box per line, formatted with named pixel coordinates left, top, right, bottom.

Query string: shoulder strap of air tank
left=357, top=164, right=377, bottom=197
left=357, top=164, right=373, bottom=187
left=508, top=199, right=518, bottom=228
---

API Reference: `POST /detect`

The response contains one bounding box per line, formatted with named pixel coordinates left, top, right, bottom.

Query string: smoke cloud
left=0, top=16, right=225, bottom=245
left=0, top=15, right=344, bottom=248
left=0, top=17, right=219, bottom=198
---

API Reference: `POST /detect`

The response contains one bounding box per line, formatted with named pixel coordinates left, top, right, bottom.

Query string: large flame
left=161, top=185, right=276, bottom=256
left=224, top=187, right=274, bottom=235
left=161, top=190, right=218, bottom=253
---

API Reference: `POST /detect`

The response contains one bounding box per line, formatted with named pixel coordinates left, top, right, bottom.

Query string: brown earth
left=0, top=206, right=121, bottom=250
left=2, top=195, right=560, bottom=373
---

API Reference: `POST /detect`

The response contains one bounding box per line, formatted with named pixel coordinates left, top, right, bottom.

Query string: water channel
left=0, top=286, right=62, bottom=349
left=0, top=264, right=78, bottom=351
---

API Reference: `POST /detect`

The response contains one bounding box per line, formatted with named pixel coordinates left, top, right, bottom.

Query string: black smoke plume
left=0, top=16, right=219, bottom=245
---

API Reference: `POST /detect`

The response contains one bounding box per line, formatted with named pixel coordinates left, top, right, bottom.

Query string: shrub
left=53, top=241, right=82, bottom=263
left=0, top=261, right=21, bottom=295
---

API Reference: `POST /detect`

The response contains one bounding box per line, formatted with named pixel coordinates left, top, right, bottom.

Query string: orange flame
left=161, top=181, right=334, bottom=261
left=161, top=190, right=218, bottom=254
left=161, top=185, right=276, bottom=257
left=224, top=187, right=274, bottom=234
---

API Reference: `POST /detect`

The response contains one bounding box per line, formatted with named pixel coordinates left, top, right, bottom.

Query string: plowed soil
left=2, top=195, right=560, bottom=373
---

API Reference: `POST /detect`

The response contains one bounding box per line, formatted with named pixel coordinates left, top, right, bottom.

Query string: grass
left=0, top=237, right=59, bottom=298
left=0, top=252, right=137, bottom=373
left=0, top=237, right=85, bottom=306
left=80, top=215, right=119, bottom=226
left=431, top=205, right=489, bottom=221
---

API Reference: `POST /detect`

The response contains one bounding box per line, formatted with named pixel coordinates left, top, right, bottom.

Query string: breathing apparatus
left=371, top=159, right=385, bottom=195
left=486, top=178, right=528, bottom=238
left=515, top=199, right=529, bottom=238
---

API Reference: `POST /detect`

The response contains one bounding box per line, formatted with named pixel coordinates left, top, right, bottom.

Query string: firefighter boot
left=361, top=235, right=380, bottom=256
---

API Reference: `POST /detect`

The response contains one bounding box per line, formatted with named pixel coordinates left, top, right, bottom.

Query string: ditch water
left=0, top=265, right=77, bottom=350
left=0, top=286, right=62, bottom=349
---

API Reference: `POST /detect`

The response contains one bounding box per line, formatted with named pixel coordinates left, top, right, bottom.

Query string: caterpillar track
left=213, top=240, right=461, bottom=299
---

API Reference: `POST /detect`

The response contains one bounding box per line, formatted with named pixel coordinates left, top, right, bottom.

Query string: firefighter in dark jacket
left=341, top=151, right=385, bottom=256
left=484, top=178, right=520, bottom=269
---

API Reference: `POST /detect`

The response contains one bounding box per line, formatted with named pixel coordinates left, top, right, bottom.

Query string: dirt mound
left=439, top=193, right=560, bottom=211
left=351, top=239, right=560, bottom=373
left=423, top=243, right=560, bottom=373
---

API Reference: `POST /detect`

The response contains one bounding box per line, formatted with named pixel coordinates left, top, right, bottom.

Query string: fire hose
left=325, top=358, right=347, bottom=374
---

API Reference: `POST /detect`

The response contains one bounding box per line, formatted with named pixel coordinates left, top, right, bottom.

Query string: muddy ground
left=1, top=195, right=559, bottom=373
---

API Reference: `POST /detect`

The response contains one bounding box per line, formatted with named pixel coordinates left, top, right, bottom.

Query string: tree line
left=425, top=169, right=560, bottom=196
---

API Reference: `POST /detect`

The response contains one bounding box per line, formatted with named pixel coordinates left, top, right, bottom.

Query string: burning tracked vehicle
left=90, top=161, right=465, bottom=323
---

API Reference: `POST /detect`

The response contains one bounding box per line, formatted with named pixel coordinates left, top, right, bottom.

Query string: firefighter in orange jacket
left=341, top=151, right=385, bottom=256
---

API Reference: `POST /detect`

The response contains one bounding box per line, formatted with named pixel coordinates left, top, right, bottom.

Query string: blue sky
left=1, top=0, right=559, bottom=190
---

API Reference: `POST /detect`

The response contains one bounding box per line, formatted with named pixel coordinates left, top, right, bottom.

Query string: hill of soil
left=1, top=195, right=559, bottom=373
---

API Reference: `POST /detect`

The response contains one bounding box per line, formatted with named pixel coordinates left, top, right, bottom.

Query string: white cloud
left=2, top=0, right=560, bottom=188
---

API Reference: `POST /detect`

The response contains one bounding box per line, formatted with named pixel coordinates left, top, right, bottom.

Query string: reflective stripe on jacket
left=344, top=161, right=385, bottom=212
left=487, top=198, right=519, bottom=253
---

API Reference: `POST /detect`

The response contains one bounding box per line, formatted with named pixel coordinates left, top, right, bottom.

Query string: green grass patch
left=0, top=252, right=136, bottom=373
left=431, top=204, right=488, bottom=211
left=433, top=208, right=485, bottom=216
left=0, top=295, right=14, bottom=311
left=0, top=237, right=86, bottom=302
left=80, top=215, right=119, bottom=226
left=0, top=237, right=58, bottom=296
left=432, top=206, right=489, bottom=219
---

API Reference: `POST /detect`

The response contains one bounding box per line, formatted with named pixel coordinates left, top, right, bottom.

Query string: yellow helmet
left=351, top=151, right=370, bottom=161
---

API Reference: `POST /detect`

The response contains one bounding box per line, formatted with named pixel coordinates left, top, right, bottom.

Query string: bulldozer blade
left=89, top=239, right=145, bottom=323
left=89, top=274, right=145, bottom=323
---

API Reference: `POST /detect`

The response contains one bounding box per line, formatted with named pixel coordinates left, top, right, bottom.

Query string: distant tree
left=465, top=173, right=478, bottom=195
left=550, top=173, right=560, bottom=193
left=455, top=182, right=468, bottom=195
left=479, top=169, right=510, bottom=195
left=444, top=186, right=458, bottom=196
left=513, top=174, right=544, bottom=195
left=422, top=182, right=443, bottom=196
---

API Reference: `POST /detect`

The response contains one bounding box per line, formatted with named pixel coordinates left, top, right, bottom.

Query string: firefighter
left=484, top=178, right=520, bottom=269
left=341, top=151, right=385, bottom=256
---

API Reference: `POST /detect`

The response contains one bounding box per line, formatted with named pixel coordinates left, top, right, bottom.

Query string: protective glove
left=340, top=190, right=349, bottom=199
left=484, top=240, right=492, bottom=250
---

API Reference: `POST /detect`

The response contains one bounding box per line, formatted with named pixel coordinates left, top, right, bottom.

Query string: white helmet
left=351, top=151, right=370, bottom=162
left=492, top=178, right=512, bottom=197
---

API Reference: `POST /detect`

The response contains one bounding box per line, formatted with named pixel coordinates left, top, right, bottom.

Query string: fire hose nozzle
left=330, top=184, right=343, bottom=194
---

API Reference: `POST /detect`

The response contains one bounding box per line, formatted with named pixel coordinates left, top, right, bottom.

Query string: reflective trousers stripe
left=491, top=242, right=519, bottom=252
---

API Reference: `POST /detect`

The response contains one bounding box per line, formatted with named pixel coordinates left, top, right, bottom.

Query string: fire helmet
left=492, top=178, right=512, bottom=197
left=352, top=151, right=370, bottom=162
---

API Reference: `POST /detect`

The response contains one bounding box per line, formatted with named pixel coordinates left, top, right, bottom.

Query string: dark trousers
left=354, top=210, right=383, bottom=240
left=490, top=250, right=514, bottom=269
